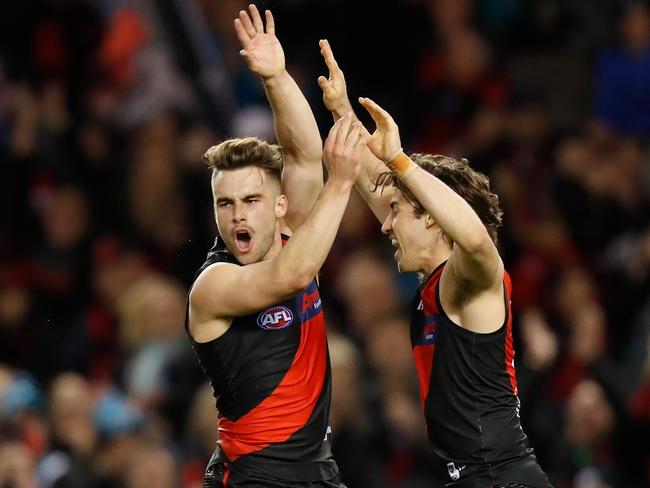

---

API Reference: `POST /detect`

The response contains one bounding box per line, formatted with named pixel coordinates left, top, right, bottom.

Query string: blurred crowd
left=1, top=0, right=649, bottom=487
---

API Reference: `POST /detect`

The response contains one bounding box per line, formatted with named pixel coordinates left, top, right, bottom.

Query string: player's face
left=381, top=189, right=431, bottom=273
left=212, top=167, right=287, bottom=265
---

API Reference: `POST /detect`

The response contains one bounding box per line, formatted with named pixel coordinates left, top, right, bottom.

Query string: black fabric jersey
left=186, top=237, right=339, bottom=483
left=411, top=262, right=552, bottom=488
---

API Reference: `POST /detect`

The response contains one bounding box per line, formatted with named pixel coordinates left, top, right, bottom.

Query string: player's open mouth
left=234, top=230, right=252, bottom=253
left=391, top=238, right=401, bottom=260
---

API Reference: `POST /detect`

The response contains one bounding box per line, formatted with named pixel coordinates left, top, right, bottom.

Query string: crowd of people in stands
left=0, top=1, right=648, bottom=487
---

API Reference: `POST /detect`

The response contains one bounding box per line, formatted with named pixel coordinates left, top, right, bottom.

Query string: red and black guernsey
left=411, top=262, right=552, bottom=488
left=186, top=236, right=338, bottom=482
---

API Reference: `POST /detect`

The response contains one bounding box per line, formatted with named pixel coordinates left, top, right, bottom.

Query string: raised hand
left=358, top=97, right=403, bottom=163
left=234, top=5, right=284, bottom=80
left=317, top=39, right=352, bottom=118
left=322, top=114, right=366, bottom=185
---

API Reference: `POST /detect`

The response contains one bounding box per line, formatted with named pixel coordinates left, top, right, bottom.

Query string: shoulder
left=189, top=262, right=238, bottom=311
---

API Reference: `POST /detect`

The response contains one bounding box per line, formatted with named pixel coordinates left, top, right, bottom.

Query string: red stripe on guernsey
left=503, top=273, right=518, bottom=396
left=217, top=312, right=326, bottom=460
left=412, top=268, right=443, bottom=410
left=222, top=465, right=230, bottom=487
left=413, top=344, right=435, bottom=410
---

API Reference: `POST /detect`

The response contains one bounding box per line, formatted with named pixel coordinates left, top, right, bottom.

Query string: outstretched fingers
left=358, top=97, right=392, bottom=128
left=239, top=9, right=256, bottom=38
left=248, top=4, right=264, bottom=32
left=319, top=39, right=340, bottom=75
left=233, top=18, right=251, bottom=46
left=265, top=9, right=275, bottom=35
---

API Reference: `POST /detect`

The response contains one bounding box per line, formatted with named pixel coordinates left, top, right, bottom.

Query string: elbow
left=274, top=266, right=313, bottom=296
left=288, top=271, right=313, bottom=293
left=460, top=226, right=493, bottom=255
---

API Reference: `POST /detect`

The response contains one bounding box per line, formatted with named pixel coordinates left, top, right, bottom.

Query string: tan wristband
left=386, top=151, right=416, bottom=178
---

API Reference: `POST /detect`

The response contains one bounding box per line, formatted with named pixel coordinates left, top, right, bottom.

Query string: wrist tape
left=387, top=151, right=417, bottom=178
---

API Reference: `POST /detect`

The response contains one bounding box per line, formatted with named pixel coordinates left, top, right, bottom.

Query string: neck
left=419, top=247, right=452, bottom=276
left=260, top=224, right=284, bottom=262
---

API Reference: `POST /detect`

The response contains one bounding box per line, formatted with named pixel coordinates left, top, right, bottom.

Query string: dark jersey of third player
left=411, top=262, right=552, bottom=488
left=186, top=236, right=339, bottom=484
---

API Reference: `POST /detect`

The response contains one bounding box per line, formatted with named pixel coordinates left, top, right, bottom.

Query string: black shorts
left=203, top=447, right=346, bottom=488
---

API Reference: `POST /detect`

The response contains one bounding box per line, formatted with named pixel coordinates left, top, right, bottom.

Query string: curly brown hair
left=373, top=154, right=503, bottom=243
left=203, top=137, right=283, bottom=182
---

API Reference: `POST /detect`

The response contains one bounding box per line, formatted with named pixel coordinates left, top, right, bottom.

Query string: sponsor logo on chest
left=257, top=305, right=294, bottom=330
left=301, top=288, right=322, bottom=314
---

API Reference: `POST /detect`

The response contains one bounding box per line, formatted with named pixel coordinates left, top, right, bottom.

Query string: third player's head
left=375, top=154, right=503, bottom=274
left=205, top=137, right=287, bottom=265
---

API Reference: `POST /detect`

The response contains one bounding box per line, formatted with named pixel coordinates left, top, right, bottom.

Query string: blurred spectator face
left=338, top=191, right=378, bottom=243
left=125, top=445, right=176, bottom=488
left=506, top=104, right=548, bottom=147
left=231, top=106, right=275, bottom=142
left=212, top=167, right=286, bottom=265
left=384, top=389, right=426, bottom=444
left=129, top=144, right=177, bottom=231
left=366, top=317, right=414, bottom=389
left=0, top=285, right=31, bottom=330
left=554, top=267, right=596, bottom=321
left=328, top=333, right=362, bottom=428
left=0, top=441, right=36, bottom=488
left=49, top=373, right=96, bottom=455
left=117, top=274, right=185, bottom=349
left=555, top=137, right=592, bottom=179
left=621, top=3, right=650, bottom=52
left=566, top=380, right=614, bottom=446
left=178, top=124, right=218, bottom=171
left=41, top=187, right=90, bottom=250
left=186, top=384, right=218, bottom=455
left=428, top=0, right=473, bottom=36
left=78, top=120, right=110, bottom=163
left=9, top=84, right=38, bottom=158
left=444, top=30, right=490, bottom=87
left=93, top=246, right=149, bottom=311
left=337, top=250, right=400, bottom=335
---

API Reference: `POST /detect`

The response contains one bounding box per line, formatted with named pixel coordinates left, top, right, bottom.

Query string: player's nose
left=381, top=213, right=392, bottom=235
left=232, top=201, right=246, bottom=221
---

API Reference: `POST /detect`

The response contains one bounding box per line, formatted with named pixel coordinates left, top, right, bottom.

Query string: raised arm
left=234, top=5, right=322, bottom=231
left=318, top=39, right=390, bottom=223
left=190, top=116, right=365, bottom=325
left=358, top=97, right=503, bottom=289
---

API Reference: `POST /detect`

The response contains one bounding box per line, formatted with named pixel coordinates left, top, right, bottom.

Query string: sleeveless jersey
left=411, top=262, right=552, bottom=488
left=186, top=237, right=337, bottom=481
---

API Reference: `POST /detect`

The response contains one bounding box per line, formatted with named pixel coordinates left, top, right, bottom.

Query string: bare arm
left=190, top=115, right=365, bottom=320
left=359, top=97, right=502, bottom=289
left=318, top=39, right=390, bottom=223
left=234, top=6, right=322, bottom=231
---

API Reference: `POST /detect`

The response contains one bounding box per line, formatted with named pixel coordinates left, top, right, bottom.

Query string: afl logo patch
left=257, top=306, right=293, bottom=330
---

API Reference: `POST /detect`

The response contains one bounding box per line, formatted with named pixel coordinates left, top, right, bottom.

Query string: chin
left=396, top=260, right=416, bottom=274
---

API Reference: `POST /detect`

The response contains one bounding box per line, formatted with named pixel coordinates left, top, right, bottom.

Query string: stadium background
left=0, top=0, right=649, bottom=486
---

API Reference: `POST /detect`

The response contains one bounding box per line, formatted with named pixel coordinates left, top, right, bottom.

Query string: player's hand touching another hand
left=358, top=97, right=403, bottom=164
left=322, top=114, right=366, bottom=187
left=234, top=5, right=284, bottom=80
left=318, top=40, right=353, bottom=118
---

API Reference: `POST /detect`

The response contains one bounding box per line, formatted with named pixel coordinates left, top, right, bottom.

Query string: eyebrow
left=216, top=193, right=263, bottom=205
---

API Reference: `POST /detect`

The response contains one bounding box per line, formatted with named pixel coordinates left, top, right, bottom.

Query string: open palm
left=234, top=5, right=285, bottom=80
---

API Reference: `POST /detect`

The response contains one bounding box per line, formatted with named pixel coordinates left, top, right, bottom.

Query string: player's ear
left=424, top=214, right=437, bottom=229
left=275, top=194, right=288, bottom=218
